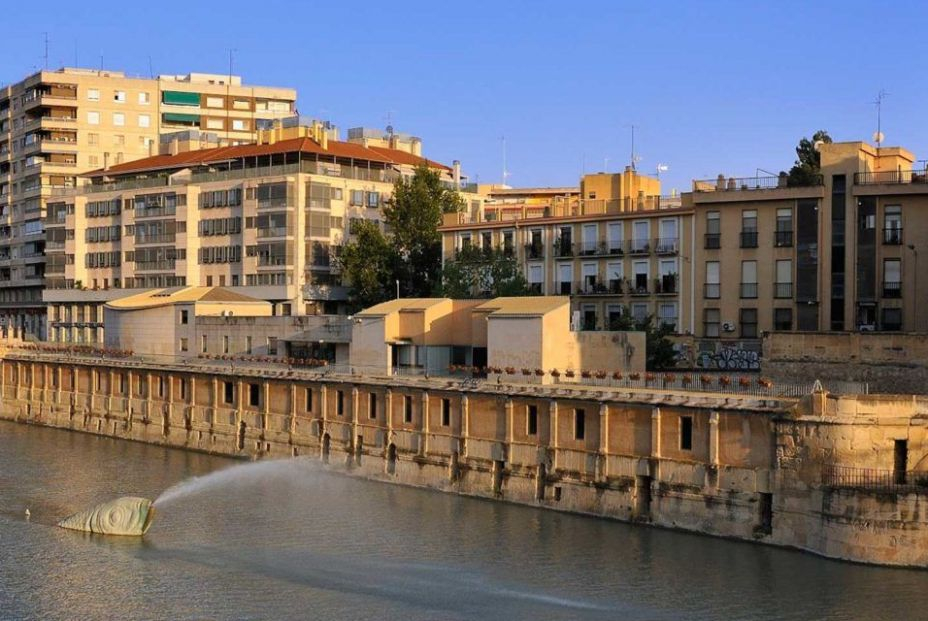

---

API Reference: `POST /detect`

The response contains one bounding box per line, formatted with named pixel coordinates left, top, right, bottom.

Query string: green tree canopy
left=785, top=130, right=832, bottom=186
left=439, top=245, right=531, bottom=299
left=337, top=220, right=397, bottom=311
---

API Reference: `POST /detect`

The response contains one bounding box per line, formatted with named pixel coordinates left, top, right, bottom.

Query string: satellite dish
left=656, top=164, right=669, bottom=172
left=813, top=140, right=825, bottom=152
left=873, top=131, right=884, bottom=144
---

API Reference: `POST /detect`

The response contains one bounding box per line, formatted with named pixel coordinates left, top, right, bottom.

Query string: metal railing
left=524, top=242, right=544, bottom=259
left=654, top=237, right=679, bottom=254
left=822, top=464, right=928, bottom=494
left=694, top=174, right=824, bottom=192
left=774, top=282, right=793, bottom=298
left=854, top=169, right=928, bottom=185
left=256, top=226, right=294, bottom=238
left=704, top=283, right=720, bottom=299
left=882, top=281, right=902, bottom=298
left=740, top=231, right=758, bottom=248
left=134, top=259, right=177, bottom=271
left=704, top=233, right=720, bottom=249
left=883, top=228, right=903, bottom=245
left=774, top=230, right=793, bottom=247
left=740, top=283, right=758, bottom=298
left=134, top=233, right=176, bottom=245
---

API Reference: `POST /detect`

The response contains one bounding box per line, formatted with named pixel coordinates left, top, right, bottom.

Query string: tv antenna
left=625, top=124, right=642, bottom=171
left=873, top=89, right=888, bottom=148
left=500, top=135, right=510, bottom=185
left=656, top=163, right=669, bottom=178
left=43, top=32, right=49, bottom=69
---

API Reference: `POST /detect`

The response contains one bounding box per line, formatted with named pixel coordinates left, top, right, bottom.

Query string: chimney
left=103, top=152, right=110, bottom=171
left=452, top=160, right=461, bottom=190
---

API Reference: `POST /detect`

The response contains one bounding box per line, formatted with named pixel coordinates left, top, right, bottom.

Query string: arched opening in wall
left=322, top=433, right=331, bottom=464
left=493, top=460, right=505, bottom=496
left=636, top=475, right=652, bottom=519
left=387, top=443, right=397, bottom=475
left=449, top=451, right=460, bottom=482
left=237, top=421, right=246, bottom=451
left=355, top=435, right=363, bottom=466
left=535, top=463, right=547, bottom=501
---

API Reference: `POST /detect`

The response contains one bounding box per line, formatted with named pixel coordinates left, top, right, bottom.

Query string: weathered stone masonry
left=2, top=352, right=927, bottom=567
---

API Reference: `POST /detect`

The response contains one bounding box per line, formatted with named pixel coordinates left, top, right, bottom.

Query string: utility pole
left=43, top=32, right=49, bottom=69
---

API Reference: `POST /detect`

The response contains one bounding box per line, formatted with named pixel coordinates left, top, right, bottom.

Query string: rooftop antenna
left=656, top=163, right=669, bottom=178
left=384, top=110, right=395, bottom=136
left=873, top=89, right=888, bottom=149
left=500, top=135, right=510, bottom=186
left=625, top=124, right=642, bottom=171
left=148, top=55, right=154, bottom=79
left=227, top=48, right=236, bottom=144
left=43, top=32, right=49, bottom=69
left=604, top=156, right=610, bottom=172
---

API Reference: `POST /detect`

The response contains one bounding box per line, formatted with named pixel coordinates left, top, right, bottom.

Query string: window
left=740, top=261, right=757, bottom=298
left=367, top=192, right=380, bottom=208
left=369, top=393, right=377, bottom=419
left=882, top=307, right=902, bottom=331
left=180, top=310, right=189, bottom=325
left=88, top=155, right=99, bottom=167
left=206, top=96, right=224, bottom=108
left=267, top=337, right=278, bottom=355
left=113, top=134, right=125, bottom=146
left=883, top=258, right=901, bottom=298
left=113, top=112, right=125, bottom=126
left=138, top=114, right=151, bottom=128
left=884, top=206, right=902, bottom=244
left=658, top=302, right=677, bottom=331
left=631, top=302, right=648, bottom=323
left=222, top=335, right=229, bottom=354
left=336, top=390, right=345, bottom=416
left=574, top=409, right=585, bottom=440
left=249, top=384, right=260, bottom=407
left=774, top=308, right=793, bottom=330
left=558, top=263, right=573, bottom=295
left=741, top=210, right=758, bottom=247
left=775, top=260, right=793, bottom=298
left=87, top=88, right=100, bottom=102
left=224, top=381, right=234, bottom=404
left=704, top=308, right=720, bottom=337
left=441, top=398, right=451, bottom=427
left=138, top=92, right=150, bottom=105
left=632, top=221, right=650, bottom=252
left=680, top=416, right=693, bottom=450
left=206, top=118, right=224, bottom=130
left=527, top=405, right=538, bottom=435
left=632, top=260, right=649, bottom=293
left=775, top=208, right=793, bottom=246
left=740, top=308, right=758, bottom=338
left=404, top=395, right=413, bottom=423
left=114, top=90, right=126, bottom=103
left=231, top=119, right=247, bottom=131
left=349, top=190, right=364, bottom=206
left=201, top=334, right=207, bottom=353
left=179, top=337, right=188, bottom=352
left=87, top=111, right=100, bottom=125
left=705, top=211, right=720, bottom=248
left=87, top=132, right=99, bottom=146
left=306, top=388, right=313, bottom=412
left=704, top=261, right=720, bottom=298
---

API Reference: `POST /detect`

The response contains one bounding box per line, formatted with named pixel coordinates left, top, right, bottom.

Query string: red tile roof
left=85, top=136, right=451, bottom=177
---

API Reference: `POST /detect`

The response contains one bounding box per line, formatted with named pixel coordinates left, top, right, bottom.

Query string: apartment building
left=687, top=140, right=928, bottom=366
left=440, top=168, right=692, bottom=334
left=44, top=119, right=481, bottom=344
left=0, top=67, right=296, bottom=339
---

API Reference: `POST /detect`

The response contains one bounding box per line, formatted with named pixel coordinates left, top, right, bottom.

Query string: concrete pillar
left=385, top=388, right=394, bottom=444
left=421, top=390, right=430, bottom=456
left=89, top=367, right=97, bottom=411
left=651, top=407, right=661, bottom=458
left=289, top=383, right=297, bottom=433
left=319, top=384, right=328, bottom=432
left=598, top=402, right=609, bottom=479
left=505, top=397, right=514, bottom=446
left=236, top=379, right=244, bottom=426
left=351, top=385, right=360, bottom=450
left=549, top=399, right=558, bottom=471
left=262, top=380, right=270, bottom=430
left=460, top=394, right=469, bottom=457
left=211, top=377, right=220, bottom=425
left=709, top=411, right=720, bottom=467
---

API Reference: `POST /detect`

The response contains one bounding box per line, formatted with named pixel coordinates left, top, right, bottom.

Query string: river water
left=1, top=420, right=926, bottom=621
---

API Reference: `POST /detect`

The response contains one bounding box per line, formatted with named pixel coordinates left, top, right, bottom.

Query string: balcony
left=558, top=281, right=572, bottom=295
left=134, top=260, right=176, bottom=271
left=256, top=226, right=294, bottom=239
left=578, top=280, right=609, bottom=295
left=553, top=238, right=573, bottom=258
left=257, top=256, right=290, bottom=267
left=883, top=281, right=902, bottom=298
left=774, top=282, right=793, bottom=298
left=775, top=230, right=793, bottom=247
left=629, top=239, right=651, bottom=255
left=524, top=242, right=544, bottom=259
left=883, top=228, right=903, bottom=245
left=655, top=275, right=677, bottom=295
left=694, top=174, right=824, bottom=192
left=629, top=280, right=650, bottom=296
left=740, top=283, right=758, bottom=299
left=528, top=283, right=543, bottom=295
left=654, top=237, right=679, bottom=254
left=135, top=233, right=176, bottom=245
left=704, top=233, right=720, bottom=249
left=740, top=231, right=758, bottom=248
left=854, top=170, right=928, bottom=185
left=135, top=206, right=176, bottom=219
left=704, top=283, right=720, bottom=299
left=577, top=241, right=604, bottom=256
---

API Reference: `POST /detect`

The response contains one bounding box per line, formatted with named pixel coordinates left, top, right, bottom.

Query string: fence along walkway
left=822, top=464, right=928, bottom=494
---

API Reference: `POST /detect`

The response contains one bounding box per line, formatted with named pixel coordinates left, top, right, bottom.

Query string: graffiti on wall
left=696, top=344, right=761, bottom=370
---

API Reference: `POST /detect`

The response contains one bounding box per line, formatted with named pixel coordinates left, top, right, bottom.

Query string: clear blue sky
left=4, top=0, right=927, bottom=193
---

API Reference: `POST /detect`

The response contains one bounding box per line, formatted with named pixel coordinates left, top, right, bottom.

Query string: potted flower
left=663, top=373, right=676, bottom=385
left=719, top=375, right=731, bottom=387
left=522, top=368, right=533, bottom=376
left=565, top=369, right=576, bottom=378
left=629, top=372, right=641, bottom=381
left=681, top=375, right=692, bottom=386
left=644, top=372, right=656, bottom=384
left=505, top=366, right=516, bottom=375
left=550, top=369, right=561, bottom=379
left=700, top=375, right=713, bottom=386
left=738, top=377, right=751, bottom=388
left=612, top=371, right=623, bottom=381
left=581, top=369, right=592, bottom=379
left=594, top=370, right=607, bottom=380
left=757, top=378, right=773, bottom=389
left=534, top=368, right=545, bottom=377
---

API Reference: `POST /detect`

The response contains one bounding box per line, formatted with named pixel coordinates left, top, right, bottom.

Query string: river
left=1, top=419, right=925, bottom=620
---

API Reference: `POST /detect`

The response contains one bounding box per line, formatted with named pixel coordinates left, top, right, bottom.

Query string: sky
left=3, top=0, right=927, bottom=194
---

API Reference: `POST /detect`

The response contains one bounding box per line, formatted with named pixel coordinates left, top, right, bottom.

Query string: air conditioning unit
left=722, top=321, right=736, bottom=333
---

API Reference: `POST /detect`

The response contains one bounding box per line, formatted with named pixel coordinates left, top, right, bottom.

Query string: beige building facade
left=44, top=120, right=481, bottom=344
left=0, top=67, right=297, bottom=339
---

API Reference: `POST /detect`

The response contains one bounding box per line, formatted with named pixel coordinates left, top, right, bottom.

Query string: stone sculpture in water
left=58, top=496, right=154, bottom=536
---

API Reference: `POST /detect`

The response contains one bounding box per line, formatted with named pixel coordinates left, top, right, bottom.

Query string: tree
left=385, top=165, right=465, bottom=297
left=337, top=220, right=397, bottom=311
left=785, top=130, right=832, bottom=186
left=634, top=315, right=677, bottom=371
left=439, top=245, right=531, bottom=298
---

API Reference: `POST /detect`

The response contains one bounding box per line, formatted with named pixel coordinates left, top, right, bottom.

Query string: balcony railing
left=558, top=281, right=572, bottom=295
left=257, top=256, right=290, bottom=267
left=135, top=206, right=176, bottom=219
left=822, top=464, right=928, bottom=494
left=135, top=233, right=176, bottom=245
left=134, top=259, right=176, bottom=271
left=704, top=283, right=720, bottom=299
left=883, top=228, right=903, bottom=245
left=655, top=276, right=677, bottom=294
left=775, top=230, right=793, bottom=247
left=883, top=281, right=902, bottom=298
left=629, top=281, right=649, bottom=295
left=256, top=226, right=294, bottom=238
left=854, top=169, right=928, bottom=185
left=774, top=282, right=793, bottom=298
left=654, top=237, right=679, bottom=254
left=629, top=239, right=651, bottom=254
left=704, top=233, right=720, bottom=249
left=740, top=231, right=758, bottom=248
left=740, top=283, right=758, bottom=299
left=694, top=174, right=824, bottom=192
left=524, top=242, right=544, bottom=259
left=553, top=239, right=573, bottom=258
left=577, top=241, right=603, bottom=256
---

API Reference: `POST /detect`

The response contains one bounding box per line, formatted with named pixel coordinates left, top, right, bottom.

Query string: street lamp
left=908, top=244, right=918, bottom=331
left=395, top=279, right=400, bottom=299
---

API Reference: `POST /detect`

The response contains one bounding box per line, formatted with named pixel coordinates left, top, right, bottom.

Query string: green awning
left=162, top=90, right=200, bottom=106
left=162, top=112, right=200, bottom=124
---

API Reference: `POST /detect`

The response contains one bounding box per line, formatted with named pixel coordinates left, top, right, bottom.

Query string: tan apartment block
left=687, top=140, right=928, bottom=368
left=0, top=67, right=296, bottom=340
left=44, top=121, right=481, bottom=344
left=440, top=168, right=692, bottom=335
